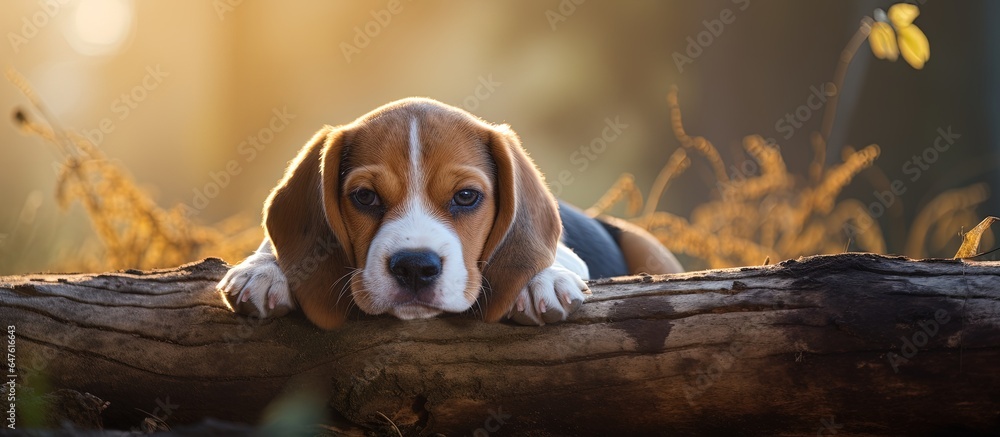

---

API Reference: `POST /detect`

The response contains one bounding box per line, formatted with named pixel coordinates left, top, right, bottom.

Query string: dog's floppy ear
left=264, top=126, right=354, bottom=330
left=479, top=125, right=561, bottom=322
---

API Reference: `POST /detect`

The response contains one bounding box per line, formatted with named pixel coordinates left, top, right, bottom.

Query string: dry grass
left=10, top=69, right=991, bottom=272
left=586, top=87, right=990, bottom=269
left=6, top=16, right=993, bottom=276
left=8, top=69, right=260, bottom=272
left=583, top=14, right=991, bottom=269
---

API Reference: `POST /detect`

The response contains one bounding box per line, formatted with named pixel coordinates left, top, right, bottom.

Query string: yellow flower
left=869, top=22, right=899, bottom=62
left=868, top=3, right=930, bottom=69
left=888, top=3, right=919, bottom=27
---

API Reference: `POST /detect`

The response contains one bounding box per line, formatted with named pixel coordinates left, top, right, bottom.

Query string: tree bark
left=1, top=253, right=999, bottom=436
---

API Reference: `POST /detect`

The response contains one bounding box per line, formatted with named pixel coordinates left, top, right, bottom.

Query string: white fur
left=358, top=118, right=471, bottom=318
left=555, top=240, right=590, bottom=280
left=360, top=198, right=470, bottom=318
left=217, top=240, right=295, bottom=318
left=506, top=241, right=591, bottom=326
left=409, top=117, right=422, bottom=179
left=216, top=118, right=590, bottom=324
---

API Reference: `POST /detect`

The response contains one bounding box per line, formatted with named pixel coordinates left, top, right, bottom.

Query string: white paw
left=507, top=265, right=590, bottom=326
left=217, top=252, right=295, bottom=318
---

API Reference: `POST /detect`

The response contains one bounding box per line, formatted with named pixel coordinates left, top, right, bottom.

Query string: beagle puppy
left=217, top=98, right=682, bottom=329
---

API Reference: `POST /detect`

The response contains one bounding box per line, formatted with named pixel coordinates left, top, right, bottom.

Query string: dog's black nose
left=388, top=250, right=442, bottom=291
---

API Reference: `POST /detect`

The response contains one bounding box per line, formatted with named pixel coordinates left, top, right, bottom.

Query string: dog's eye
left=351, top=188, right=381, bottom=207
left=452, top=189, right=481, bottom=208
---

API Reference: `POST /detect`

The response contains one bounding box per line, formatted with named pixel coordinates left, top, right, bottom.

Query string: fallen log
left=1, top=253, right=998, bottom=435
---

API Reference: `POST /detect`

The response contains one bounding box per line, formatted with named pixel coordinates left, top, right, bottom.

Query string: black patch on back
left=558, top=201, right=629, bottom=278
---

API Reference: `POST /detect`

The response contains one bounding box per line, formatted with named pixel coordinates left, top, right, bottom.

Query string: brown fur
left=264, top=98, right=560, bottom=328
left=598, top=215, right=684, bottom=275
left=478, top=126, right=561, bottom=322
left=263, top=127, right=354, bottom=329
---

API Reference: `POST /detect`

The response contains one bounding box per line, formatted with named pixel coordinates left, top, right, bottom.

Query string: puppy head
left=264, top=98, right=559, bottom=328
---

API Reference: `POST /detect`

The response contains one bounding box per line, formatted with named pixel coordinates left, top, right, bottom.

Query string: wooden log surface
left=1, top=253, right=999, bottom=435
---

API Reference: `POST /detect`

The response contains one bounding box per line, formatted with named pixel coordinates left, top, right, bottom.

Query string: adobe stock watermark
left=222, top=235, right=344, bottom=349
left=340, top=0, right=413, bottom=63
left=350, top=352, right=392, bottom=388
left=466, top=406, right=510, bottom=437
left=461, top=75, right=501, bottom=112
left=349, top=323, right=434, bottom=389
left=130, top=396, right=178, bottom=433
left=774, top=82, right=837, bottom=141
left=717, top=82, right=836, bottom=199
left=7, top=0, right=71, bottom=55
left=18, top=326, right=80, bottom=383
left=682, top=340, right=745, bottom=406
left=545, top=0, right=586, bottom=31
left=683, top=299, right=786, bottom=406
left=221, top=314, right=268, bottom=353
left=843, top=126, right=960, bottom=238
left=6, top=325, right=15, bottom=431
left=673, top=0, right=751, bottom=73
left=886, top=308, right=952, bottom=373
left=6, top=325, right=83, bottom=431
left=213, top=0, right=244, bottom=20
left=816, top=415, right=843, bottom=435
left=284, top=235, right=341, bottom=292
left=716, top=139, right=779, bottom=201
left=80, top=65, right=170, bottom=148
left=181, top=106, right=296, bottom=217
left=549, top=116, right=629, bottom=197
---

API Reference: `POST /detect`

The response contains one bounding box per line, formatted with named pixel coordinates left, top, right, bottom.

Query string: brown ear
left=479, top=126, right=561, bottom=321
left=263, top=126, right=354, bottom=330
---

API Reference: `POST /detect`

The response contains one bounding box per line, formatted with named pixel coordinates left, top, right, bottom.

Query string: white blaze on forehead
left=356, top=115, right=474, bottom=317
left=409, top=117, right=422, bottom=186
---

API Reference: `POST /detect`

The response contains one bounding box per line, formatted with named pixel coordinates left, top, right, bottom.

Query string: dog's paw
left=507, top=265, right=590, bottom=326
left=217, top=253, right=295, bottom=318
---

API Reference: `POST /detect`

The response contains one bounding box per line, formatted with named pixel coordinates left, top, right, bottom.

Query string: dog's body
left=218, top=98, right=682, bottom=328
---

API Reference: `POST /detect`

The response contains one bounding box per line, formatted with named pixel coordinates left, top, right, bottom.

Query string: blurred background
left=1, top=0, right=997, bottom=274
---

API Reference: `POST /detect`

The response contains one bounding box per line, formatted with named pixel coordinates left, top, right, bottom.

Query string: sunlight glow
left=69, top=0, right=133, bottom=56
